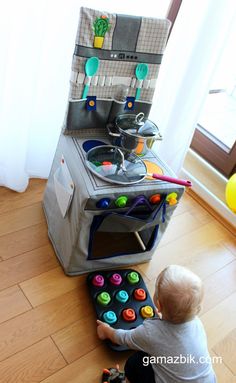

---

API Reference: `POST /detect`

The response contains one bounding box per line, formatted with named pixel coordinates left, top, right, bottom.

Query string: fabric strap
left=112, top=14, right=141, bottom=51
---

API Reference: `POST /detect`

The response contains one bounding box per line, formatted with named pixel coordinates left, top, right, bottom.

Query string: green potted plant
left=93, top=15, right=111, bottom=48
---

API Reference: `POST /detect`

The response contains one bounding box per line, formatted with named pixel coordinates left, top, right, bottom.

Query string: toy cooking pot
left=107, top=112, right=162, bottom=155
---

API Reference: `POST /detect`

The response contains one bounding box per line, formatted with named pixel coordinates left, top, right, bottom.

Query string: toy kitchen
left=43, top=7, right=189, bottom=275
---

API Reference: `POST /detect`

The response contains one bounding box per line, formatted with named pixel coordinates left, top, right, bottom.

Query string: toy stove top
left=73, top=133, right=166, bottom=188
left=69, top=130, right=183, bottom=208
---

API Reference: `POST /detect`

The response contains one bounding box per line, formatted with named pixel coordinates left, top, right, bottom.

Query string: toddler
left=97, top=265, right=217, bottom=383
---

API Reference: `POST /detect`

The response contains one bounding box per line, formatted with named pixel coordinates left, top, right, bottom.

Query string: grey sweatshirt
left=115, top=317, right=217, bottom=383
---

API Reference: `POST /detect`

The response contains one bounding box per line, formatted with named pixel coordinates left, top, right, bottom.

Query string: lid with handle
left=115, top=113, right=162, bottom=139
left=85, top=145, right=147, bottom=185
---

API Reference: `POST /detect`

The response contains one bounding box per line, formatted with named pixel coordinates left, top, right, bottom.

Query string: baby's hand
left=154, top=306, right=162, bottom=319
left=96, top=319, right=111, bottom=340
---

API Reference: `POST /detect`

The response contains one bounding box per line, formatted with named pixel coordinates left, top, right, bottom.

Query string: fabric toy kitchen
left=43, top=6, right=186, bottom=275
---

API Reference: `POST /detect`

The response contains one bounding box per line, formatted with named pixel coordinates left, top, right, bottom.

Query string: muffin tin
left=87, top=268, right=156, bottom=351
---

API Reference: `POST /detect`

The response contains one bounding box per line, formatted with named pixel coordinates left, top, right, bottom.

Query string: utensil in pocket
left=82, top=57, right=100, bottom=99
left=135, top=63, right=149, bottom=100
left=85, top=145, right=192, bottom=187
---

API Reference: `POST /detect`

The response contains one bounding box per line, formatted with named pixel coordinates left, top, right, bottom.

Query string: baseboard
left=186, top=188, right=236, bottom=236
left=180, top=167, right=236, bottom=232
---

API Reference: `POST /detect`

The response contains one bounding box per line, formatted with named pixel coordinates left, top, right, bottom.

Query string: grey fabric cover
left=70, top=7, right=171, bottom=102
left=43, top=133, right=184, bottom=275
left=63, top=99, right=152, bottom=135
left=43, top=7, right=181, bottom=275
left=63, top=6, right=171, bottom=134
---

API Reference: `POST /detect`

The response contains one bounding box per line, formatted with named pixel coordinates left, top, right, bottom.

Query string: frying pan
left=85, top=146, right=192, bottom=187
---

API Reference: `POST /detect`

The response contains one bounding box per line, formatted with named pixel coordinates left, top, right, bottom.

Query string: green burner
left=127, top=271, right=139, bottom=285
left=97, top=292, right=111, bottom=306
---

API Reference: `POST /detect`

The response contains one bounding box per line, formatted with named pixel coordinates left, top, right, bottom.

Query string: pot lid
left=85, top=145, right=147, bottom=185
left=116, top=113, right=161, bottom=139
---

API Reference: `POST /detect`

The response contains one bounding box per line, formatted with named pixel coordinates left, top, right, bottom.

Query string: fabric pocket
left=53, top=156, right=74, bottom=218
left=107, top=99, right=152, bottom=124
left=63, top=99, right=113, bottom=133
left=96, top=197, right=166, bottom=233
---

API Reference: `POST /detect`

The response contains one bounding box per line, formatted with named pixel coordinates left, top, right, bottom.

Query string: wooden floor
left=0, top=179, right=235, bottom=383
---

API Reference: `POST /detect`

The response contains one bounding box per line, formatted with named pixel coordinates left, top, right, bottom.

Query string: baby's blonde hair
left=156, top=265, right=203, bottom=324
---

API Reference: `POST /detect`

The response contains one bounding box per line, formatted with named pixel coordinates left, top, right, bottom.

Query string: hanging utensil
left=135, top=63, right=149, bottom=100
left=82, top=57, right=100, bottom=99
left=85, top=145, right=192, bottom=187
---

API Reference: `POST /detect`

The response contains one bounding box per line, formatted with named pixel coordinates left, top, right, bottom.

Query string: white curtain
left=0, top=0, right=80, bottom=191
left=1, top=0, right=235, bottom=191
left=0, top=0, right=169, bottom=192
left=150, top=0, right=236, bottom=174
